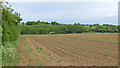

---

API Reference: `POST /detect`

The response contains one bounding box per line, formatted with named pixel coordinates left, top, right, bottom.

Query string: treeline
left=22, top=20, right=61, bottom=25
left=1, top=1, right=22, bottom=45
left=21, top=21, right=119, bottom=34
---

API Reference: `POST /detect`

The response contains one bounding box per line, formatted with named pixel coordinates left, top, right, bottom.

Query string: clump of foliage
left=57, top=60, right=64, bottom=63
left=1, top=1, right=22, bottom=45
left=1, top=1, right=22, bottom=66
left=40, top=48, right=42, bottom=50
left=27, top=64, right=30, bottom=66
left=40, top=64, right=44, bottom=66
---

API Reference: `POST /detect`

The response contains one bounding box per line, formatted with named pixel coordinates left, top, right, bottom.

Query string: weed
left=40, top=48, right=43, bottom=50
left=27, top=64, right=30, bottom=66
left=57, top=59, right=64, bottom=63
left=94, top=56, right=97, bottom=58
left=57, top=60, right=61, bottom=63
left=40, top=64, right=44, bottom=66
left=20, top=38, right=26, bottom=39
left=37, top=47, right=39, bottom=49
left=57, top=60, right=64, bottom=63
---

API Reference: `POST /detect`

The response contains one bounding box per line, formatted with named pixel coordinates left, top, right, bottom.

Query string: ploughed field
left=17, top=33, right=118, bottom=66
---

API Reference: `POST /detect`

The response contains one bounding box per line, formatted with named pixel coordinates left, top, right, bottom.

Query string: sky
left=5, top=0, right=119, bottom=2
left=5, top=0, right=119, bottom=25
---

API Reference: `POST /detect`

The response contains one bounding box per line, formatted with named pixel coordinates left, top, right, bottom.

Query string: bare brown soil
left=17, top=33, right=118, bottom=66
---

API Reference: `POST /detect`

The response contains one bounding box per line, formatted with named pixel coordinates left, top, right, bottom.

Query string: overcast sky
left=6, top=0, right=119, bottom=2
left=5, top=0, right=119, bottom=25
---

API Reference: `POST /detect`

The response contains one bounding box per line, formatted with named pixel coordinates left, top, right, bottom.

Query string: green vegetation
left=1, top=1, right=22, bottom=66
left=40, top=64, right=44, bottom=66
left=57, top=60, right=64, bottom=63
left=2, top=39, right=19, bottom=66
left=21, top=21, right=119, bottom=34
left=0, top=0, right=119, bottom=66
left=2, top=2, right=22, bottom=45
left=37, top=47, right=43, bottom=50
left=40, top=48, right=43, bottom=50
left=27, top=64, right=30, bottom=66
left=20, top=38, right=26, bottom=39
left=57, top=60, right=61, bottom=63
left=37, top=47, right=39, bottom=49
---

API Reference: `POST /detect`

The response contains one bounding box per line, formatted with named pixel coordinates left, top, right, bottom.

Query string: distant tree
left=21, top=22, right=25, bottom=25
left=93, top=24, right=99, bottom=26
left=37, top=20, right=40, bottom=22
left=74, top=23, right=77, bottom=25
left=78, top=23, right=80, bottom=25
left=26, top=21, right=33, bottom=25
left=22, top=21, right=119, bottom=34
left=45, top=22, right=49, bottom=24
left=51, top=21, right=59, bottom=25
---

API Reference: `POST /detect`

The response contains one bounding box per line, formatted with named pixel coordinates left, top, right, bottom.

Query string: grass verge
left=2, top=38, right=19, bottom=66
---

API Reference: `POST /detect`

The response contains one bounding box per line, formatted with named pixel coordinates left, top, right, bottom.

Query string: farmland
left=1, top=1, right=119, bottom=66
left=17, top=33, right=118, bottom=66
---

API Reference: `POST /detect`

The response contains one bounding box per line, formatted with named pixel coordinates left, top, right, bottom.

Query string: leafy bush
left=2, top=2, right=22, bottom=45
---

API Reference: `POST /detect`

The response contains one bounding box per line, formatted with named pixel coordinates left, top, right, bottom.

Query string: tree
left=2, top=1, right=22, bottom=45
left=51, top=21, right=59, bottom=25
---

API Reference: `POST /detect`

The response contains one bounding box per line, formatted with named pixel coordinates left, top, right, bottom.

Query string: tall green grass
left=2, top=38, right=19, bottom=66
left=0, top=27, right=2, bottom=68
left=0, top=45, right=2, bottom=68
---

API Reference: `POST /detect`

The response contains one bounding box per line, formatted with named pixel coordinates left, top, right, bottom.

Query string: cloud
left=106, top=13, right=117, bottom=17
left=6, top=0, right=119, bottom=2
left=7, top=2, right=118, bottom=25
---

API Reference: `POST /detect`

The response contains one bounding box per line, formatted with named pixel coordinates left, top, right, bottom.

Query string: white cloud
left=5, top=0, right=119, bottom=2
left=106, top=13, right=117, bottom=17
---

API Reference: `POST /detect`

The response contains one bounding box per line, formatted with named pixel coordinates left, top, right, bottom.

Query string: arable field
left=17, top=33, right=118, bottom=66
